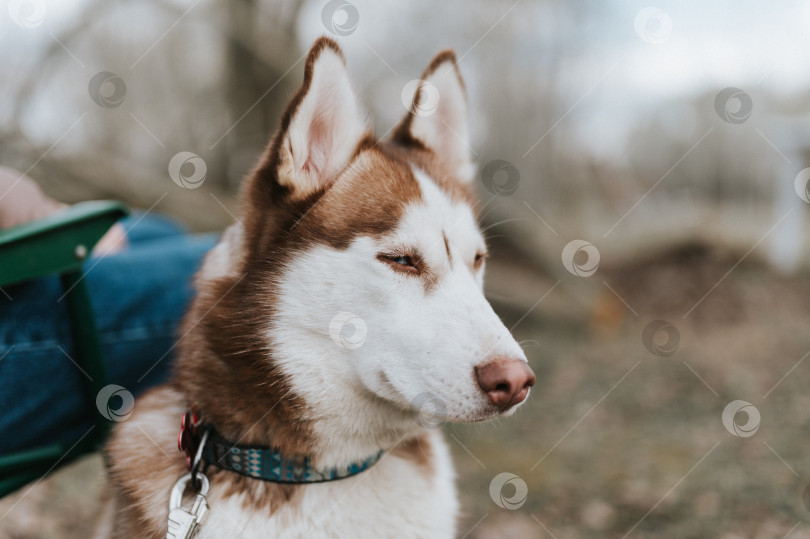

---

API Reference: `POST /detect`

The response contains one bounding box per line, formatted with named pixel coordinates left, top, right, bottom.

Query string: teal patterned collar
left=201, top=427, right=384, bottom=484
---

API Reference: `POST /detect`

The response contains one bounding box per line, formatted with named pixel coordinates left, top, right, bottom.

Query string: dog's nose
left=475, top=357, right=535, bottom=410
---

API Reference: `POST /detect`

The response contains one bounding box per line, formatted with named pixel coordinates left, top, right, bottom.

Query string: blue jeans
left=0, top=214, right=217, bottom=454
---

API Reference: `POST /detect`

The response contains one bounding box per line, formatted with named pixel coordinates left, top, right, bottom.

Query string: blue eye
left=377, top=253, right=419, bottom=274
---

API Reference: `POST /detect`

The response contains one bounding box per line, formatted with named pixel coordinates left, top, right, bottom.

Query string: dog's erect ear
left=271, top=38, right=369, bottom=200
left=392, top=51, right=474, bottom=183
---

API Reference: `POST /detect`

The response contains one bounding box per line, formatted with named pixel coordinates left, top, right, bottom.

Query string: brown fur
left=104, top=387, right=305, bottom=537
left=379, top=140, right=476, bottom=212
left=104, top=386, right=198, bottom=538
left=289, top=147, right=422, bottom=250
left=391, top=433, right=435, bottom=479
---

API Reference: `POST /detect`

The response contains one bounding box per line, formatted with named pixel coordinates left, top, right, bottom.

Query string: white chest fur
left=197, top=429, right=457, bottom=538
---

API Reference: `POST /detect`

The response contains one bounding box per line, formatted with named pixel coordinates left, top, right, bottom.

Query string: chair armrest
left=0, top=200, right=129, bottom=286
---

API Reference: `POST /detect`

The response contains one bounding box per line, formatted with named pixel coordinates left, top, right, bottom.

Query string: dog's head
left=200, top=38, right=534, bottom=434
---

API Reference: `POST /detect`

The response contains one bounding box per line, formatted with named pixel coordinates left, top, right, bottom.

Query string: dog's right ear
left=258, top=38, right=369, bottom=201
left=391, top=51, right=474, bottom=183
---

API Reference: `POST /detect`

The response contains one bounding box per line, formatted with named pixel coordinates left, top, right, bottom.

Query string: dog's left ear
left=392, top=51, right=474, bottom=183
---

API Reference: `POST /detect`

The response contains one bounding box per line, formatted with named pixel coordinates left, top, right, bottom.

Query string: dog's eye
left=391, top=255, right=412, bottom=266
left=377, top=253, right=419, bottom=275
left=474, top=252, right=488, bottom=269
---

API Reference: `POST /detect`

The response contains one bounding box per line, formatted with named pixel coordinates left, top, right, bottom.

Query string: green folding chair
left=0, top=201, right=129, bottom=497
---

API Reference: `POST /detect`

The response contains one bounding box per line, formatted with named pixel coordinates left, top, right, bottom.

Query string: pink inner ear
left=304, top=116, right=332, bottom=183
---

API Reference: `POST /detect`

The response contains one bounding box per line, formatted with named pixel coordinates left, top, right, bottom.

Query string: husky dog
left=99, top=37, right=535, bottom=538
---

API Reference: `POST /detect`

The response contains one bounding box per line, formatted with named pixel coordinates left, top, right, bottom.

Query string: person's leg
left=123, top=212, right=188, bottom=244
left=0, top=231, right=217, bottom=454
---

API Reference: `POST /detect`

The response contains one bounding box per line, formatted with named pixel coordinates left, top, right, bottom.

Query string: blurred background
left=2, top=0, right=810, bottom=537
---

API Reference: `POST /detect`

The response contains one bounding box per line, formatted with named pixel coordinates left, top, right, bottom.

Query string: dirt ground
left=2, top=242, right=810, bottom=538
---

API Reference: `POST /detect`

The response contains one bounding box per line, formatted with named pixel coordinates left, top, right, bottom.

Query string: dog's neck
left=306, top=385, right=427, bottom=468
left=266, top=346, right=427, bottom=469
left=178, top=345, right=425, bottom=473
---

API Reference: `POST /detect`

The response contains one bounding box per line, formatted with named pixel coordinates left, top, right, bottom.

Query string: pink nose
left=475, top=357, right=536, bottom=410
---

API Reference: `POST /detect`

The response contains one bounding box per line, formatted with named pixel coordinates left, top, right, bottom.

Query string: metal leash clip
left=167, top=430, right=210, bottom=539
